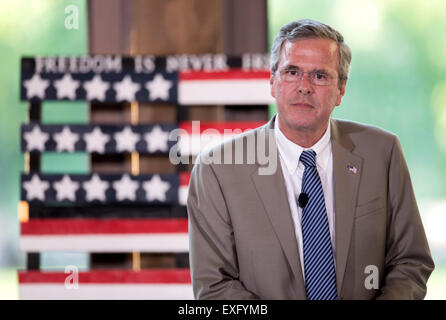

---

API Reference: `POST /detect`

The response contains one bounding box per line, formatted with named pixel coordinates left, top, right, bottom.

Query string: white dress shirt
left=274, top=115, right=336, bottom=279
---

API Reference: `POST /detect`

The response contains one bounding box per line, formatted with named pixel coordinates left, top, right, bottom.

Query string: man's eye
left=286, top=70, right=298, bottom=76
left=315, top=73, right=327, bottom=80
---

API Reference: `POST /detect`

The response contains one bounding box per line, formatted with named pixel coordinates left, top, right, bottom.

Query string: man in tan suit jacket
left=187, top=19, right=434, bottom=300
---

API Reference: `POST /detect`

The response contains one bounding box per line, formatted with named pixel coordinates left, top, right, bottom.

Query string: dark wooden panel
left=225, top=105, right=269, bottom=121
left=88, top=0, right=132, bottom=54
left=223, top=0, right=269, bottom=122
left=132, top=0, right=224, bottom=54
left=90, top=103, right=131, bottom=124
left=26, top=253, right=40, bottom=270
left=139, top=155, right=176, bottom=174
left=223, top=0, right=268, bottom=54
left=188, top=105, right=225, bottom=121
left=90, top=253, right=132, bottom=269
left=91, top=154, right=131, bottom=173
left=90, top=253, right=189, bottom=269
left=28, top=203, right=188, bottom=219
left=138, top=103, right=176, bottom=123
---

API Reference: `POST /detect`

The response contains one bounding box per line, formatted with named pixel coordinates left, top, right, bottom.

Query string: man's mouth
left=291, top=103, right=313, bottom=108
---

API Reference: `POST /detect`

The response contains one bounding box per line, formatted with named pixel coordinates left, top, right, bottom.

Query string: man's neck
left=278, top=117, right=329, bottom=148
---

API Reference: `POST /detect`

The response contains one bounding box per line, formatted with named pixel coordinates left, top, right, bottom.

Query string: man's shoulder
left=332, top=118, right=398, bottom=155
left=332, top=118, right=397, bottom=142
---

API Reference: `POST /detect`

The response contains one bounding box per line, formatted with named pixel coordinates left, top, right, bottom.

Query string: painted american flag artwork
left=19, top=54, right=269, bottom=299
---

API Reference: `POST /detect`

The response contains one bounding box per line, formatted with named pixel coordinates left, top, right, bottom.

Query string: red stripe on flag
left=18, top=269, right=191, bottom=284
left=180, top=172, right=191, bottom=186
left=179, top=69, right=270, bottom=81
left=20, top=218, right=188, bottom=235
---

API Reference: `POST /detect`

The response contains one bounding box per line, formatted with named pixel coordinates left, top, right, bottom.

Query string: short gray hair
left=270, top=19, right=352, bottom=87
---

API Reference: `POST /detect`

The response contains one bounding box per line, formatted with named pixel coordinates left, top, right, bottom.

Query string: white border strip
left=179, top=186, right=188, bottom=206
left=20, top=234, right=189, bottom=252
left=179, top=79, right=275, bottom=105
left=19, top=283, right=194, bottom=300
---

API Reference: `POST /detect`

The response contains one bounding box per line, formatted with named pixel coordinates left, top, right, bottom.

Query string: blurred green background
left=0, top=0, right=88, bottom=299
left=0, top=0, right=445, bottom=299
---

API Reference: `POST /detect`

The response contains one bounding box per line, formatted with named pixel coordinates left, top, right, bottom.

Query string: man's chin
left=286, top=119, right=316, bottom=132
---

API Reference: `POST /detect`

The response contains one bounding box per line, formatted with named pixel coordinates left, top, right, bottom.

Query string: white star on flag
left=113, top=75, right=141, bottom=102
left=24, top=125, right=49, bottom=151
left=53, top=126, right=79, bottom=152
left=23, top=175, right=50, bottom=201
left=83, top=127, right=110, bottom=154
left=53, top=175, right=79, bottom=202
left=114, top=126, right=140, bottom=152
left=23, top=74, right=49, bottom=99
left=83, top=74, right=110, bottom=101
left=144, top=125, right=169, bottom=153
left=145, top=73, right=172, bottom=101
left=53, top=74, right=80, bottom=100
left=83, top=174, right=110, bottom=202
left=112, top=174, right=139, bottom=201
left=143, top=174, right=170, bottom=202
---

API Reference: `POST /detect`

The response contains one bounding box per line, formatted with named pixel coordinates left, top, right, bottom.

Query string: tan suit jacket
left=187, top=115, right=434, bottom=299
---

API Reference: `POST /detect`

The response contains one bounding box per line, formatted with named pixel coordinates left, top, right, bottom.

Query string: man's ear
left=270, top=74, right=276, bottom=98
left=335, top=80, right=346, bottom=106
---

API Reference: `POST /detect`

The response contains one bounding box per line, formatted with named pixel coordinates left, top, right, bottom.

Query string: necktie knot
left=300, top=150, right=317, bottom=168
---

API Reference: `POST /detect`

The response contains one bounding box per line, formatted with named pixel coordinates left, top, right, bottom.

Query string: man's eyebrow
left=313, top=68, right=329, bottom=75
left=283, top=65, right=330, bottom=74
left=283, top=65, right=300, bottom=70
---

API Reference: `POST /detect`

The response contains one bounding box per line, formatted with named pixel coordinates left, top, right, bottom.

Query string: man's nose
left=297, top=73, right=313, bottom=95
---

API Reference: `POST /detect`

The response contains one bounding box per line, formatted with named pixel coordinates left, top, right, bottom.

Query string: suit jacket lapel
left=251, top=116, right=306, bottom=299
left=330, top=118, right=362, bottom=295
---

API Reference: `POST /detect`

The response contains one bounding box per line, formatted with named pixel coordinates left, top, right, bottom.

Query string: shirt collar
left=274, top=114, right=331, bottom=175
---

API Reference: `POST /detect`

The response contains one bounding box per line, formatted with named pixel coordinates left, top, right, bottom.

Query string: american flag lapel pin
left=347, top=164, right=358, bottom=174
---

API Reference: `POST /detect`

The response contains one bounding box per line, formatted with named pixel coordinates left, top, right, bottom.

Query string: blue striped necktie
left=300, top=149, right=338, bottom=300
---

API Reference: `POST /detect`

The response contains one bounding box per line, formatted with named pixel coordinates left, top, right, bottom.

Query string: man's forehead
left=282, top=37, right=338, bottom=51
left=279, top=38, right=339, bottom=69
